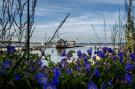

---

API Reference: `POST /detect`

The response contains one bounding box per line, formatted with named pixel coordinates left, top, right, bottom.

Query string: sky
left=32, top=0, right=129, bottom=43
left=0, top=0, right=133, bottom=43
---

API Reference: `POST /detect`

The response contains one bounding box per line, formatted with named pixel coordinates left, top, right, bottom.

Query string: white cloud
left=32, top=10, right=124, bottom=42
left=73, top=0, right=125, bottom=5
left=35, top=5, right=71, bottom=16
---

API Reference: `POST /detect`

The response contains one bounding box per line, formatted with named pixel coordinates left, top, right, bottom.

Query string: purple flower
left=97, top=51, right=105, bottom=58
left=35, top=72, right=48, bottom=86
left=101, top=80, right=112, bottom=89
left=29, top=66, right=36, bottom=71
left=53, top=68, right=60, bottom=78
left=94, top=51, right=97, bottom=54
left=51, top=68, right=61, bottom=85
left=93, top=56, right=96, bottom=60
left=87, top=48, right=92, bottom=56
left=44, top=83, right=56, bottom=89
left=66, top=68, right=73, bottom=75
left=2, top=60, right=11, bottom=69
left=38, top=59, right=43, bottom=66
left=51, top=77, right=59, bottom=85
left=129, top=53, right=135, bottom=61
left=102, top=47, right=108, bottom=53
left=85, top=61, right=91, bottom=72
left=111, top=55, right=117, bottom=60
left=94, top=68, right=100, bottom=78
left=60, top=58, right=68, bottom=68
left=76, top=65, right=82, bottom=71
left=15, top=74, right=20, bottom=81
left=118, top=52, right=124, bottom=63
left=76, top=59, right=81, bottom=65
left=125, top=73, right=133, bottom=84
left=88, top=82, right=98, bottom=89
left=77, top=50, right=82, bottom=58
left=108, top=48, right=113, bottom=53
left=82, top=53, right=88, bottom=61
left=125, top=63, right=134, bottom=71
left=7, top=46, right=15, bottom=54
left=108, top=80, right=112, bottom=86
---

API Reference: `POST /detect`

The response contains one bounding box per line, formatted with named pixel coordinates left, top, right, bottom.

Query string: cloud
left=73, top=0, right=125, bottom=5
left=0, top=0, right=126, bottom=43
left=32, top=10, right=123, bottom=43
left=35, top=5, right=72, bottom=16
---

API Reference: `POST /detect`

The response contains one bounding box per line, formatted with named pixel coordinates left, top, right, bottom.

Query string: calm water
left=31, top=46, right=113, bottom=64
left=44, top=46, right=96, bottom=63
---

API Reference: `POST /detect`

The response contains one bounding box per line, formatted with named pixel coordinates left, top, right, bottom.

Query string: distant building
left=66, top=41, right=76, bottom=47
left=56, top=39, right=76, bottom=48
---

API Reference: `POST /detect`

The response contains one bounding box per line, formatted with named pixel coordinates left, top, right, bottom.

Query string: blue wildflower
left=94, top=51, right=97, bottom=54
left=51, top=77, right=59, bottom=85
left=77, top=50, right=82, bottom=58
left=76, top=65, right=82, bottom=71
left=85, top=61, right=91, bottom=72
left=97, top=51, right=105, bottom=58
left=35, top=72, right=47, bottom=80
left=44, top=83, right=56, bottom=89
left=108, top=48, right=113, bottom=53
left=101, top=80, right=112, bottom=89
left=125, top=73, right=133, bottom=84
left=125, top=63, right=134, bottom=71
left=87, top=48, right=92, bottom=56
left=66, top=68, right=73, bottom=75
left=76, top=59, right=81, bottom=65
left=2, top=60, right=11, bottom=69
left=108, top=80, right=112, bottom=86
left=53, top=68, right=61, bottom=78
left=51, top=68, right=61, bottom=85
left=129, top=53, right=135, bottom=61
left=93, top=56, right=96, bottom=60
left=82, top=53, right=88, bottom=61
left=88, top=81, right=98, bottom=89
left=111, top=55, right=117, bottom=60
left=94, top=68, right=100, bottom=78
left=7, top=46, right=15, bottom=53
left=29, top=66, right=36, bottom=71
left=118, top=52, right=124, bottom=63
left=60, top=58, right=68, bottom=68
left=35, top=72, right=48, bottom=86
left=38, top=59, right=43, bottom=66
left=15, top=74, right=20, bottom=81
left=102, top=47, right=108, bottom=53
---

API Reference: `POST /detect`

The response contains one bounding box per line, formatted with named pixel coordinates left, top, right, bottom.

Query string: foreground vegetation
left=0, top=46, right=135, bottom=89
left=0, top=0, right=135, bottom=89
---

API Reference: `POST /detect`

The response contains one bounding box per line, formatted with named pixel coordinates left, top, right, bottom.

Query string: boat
left=56, top=39, right=76, bottom=48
